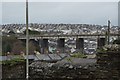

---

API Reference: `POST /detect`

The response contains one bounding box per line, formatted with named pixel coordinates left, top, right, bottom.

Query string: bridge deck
left=18, top=34, right=120, bottom=39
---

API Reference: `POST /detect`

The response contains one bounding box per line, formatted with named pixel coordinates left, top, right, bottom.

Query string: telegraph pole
left=118, top=1, right=120, bottom=39
left=107, top=20, right=110, bottom=45
left=26, top=0, right=29, bottom=79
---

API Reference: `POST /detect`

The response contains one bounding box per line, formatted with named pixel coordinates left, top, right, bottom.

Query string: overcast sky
left=2, top=2, right=118, bottom=26
left=0, top=2, right=2, bottom=24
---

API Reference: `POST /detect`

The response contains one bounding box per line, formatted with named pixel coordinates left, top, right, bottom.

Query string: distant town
left=1, top=23, right=119, bottom=34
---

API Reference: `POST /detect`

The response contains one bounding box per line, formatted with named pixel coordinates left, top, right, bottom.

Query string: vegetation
left=2, top=58, right=25, bottom=66
left=66, top=57, right=72, bottom=62
left=71, top=52, right=87, bottom=58
left=97, top=48, right=107, bottom=53
left=97, top=44, right=120, bottom=53
left=2, top=35, right=17, bottom=55
left=97, top=38, right=120, bottom=53
left=2, top=35, right=40, bottom=55
left=113, top=38, right=120, bottom=44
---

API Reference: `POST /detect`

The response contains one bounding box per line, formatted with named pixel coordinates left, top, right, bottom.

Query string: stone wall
left=96, top=51, right=120, bottom=79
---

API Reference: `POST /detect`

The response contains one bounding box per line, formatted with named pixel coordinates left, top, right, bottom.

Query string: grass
left=0, top=54, right=25, bottom=65
left=97, top=48, right=107, bottom=53
left=71, top=53, right=87, bottom=58
left=2, top=58, right=25, bottom=66
left=66, top=57, right=73, bottom=62
left=0, top=53, right=2, bottom=56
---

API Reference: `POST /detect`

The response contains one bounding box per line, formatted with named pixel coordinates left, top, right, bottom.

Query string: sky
left=1, top=2, right=119, bottom=26
left=2, top=0, right=120, bottom=2
left=0, top=2, right=1, bottom=24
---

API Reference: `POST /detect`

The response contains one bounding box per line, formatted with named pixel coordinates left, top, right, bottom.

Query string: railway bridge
left=18, top=33, right=120, bottom=53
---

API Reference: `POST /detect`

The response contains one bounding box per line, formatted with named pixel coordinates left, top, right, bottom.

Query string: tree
left=2, top=36, right=17, bottom=55
left=28, top=41, right=38, bottom=54
left=12, top=40, right=26, bottom=55
left=2, top=44, right=12, bottom=54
